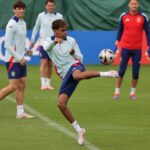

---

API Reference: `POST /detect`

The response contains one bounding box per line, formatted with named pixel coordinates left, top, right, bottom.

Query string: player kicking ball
left=41, top=19, right=118, bottom=145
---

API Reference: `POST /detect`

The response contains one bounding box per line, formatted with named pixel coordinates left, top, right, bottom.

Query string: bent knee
left=133, top=74, right=139, bottom=80
left=41, top=59, right=49, bottom=65
left=18, top=83, right=26, bottom=90
left=57, top=101, right=66, bottom=110
left=118, top=71, right=125, bottom=77
left=72, top=73, right=82, bottom=81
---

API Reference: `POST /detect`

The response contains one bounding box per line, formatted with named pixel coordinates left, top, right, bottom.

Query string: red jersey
left=117, top=12, right=150, bottom=50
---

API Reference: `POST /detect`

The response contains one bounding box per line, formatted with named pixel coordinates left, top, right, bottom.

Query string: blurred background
left=0, top=0, right=150, bottom=64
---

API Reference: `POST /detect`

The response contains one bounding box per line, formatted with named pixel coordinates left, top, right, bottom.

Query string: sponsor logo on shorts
left=11, top=71, right=15, bottom=77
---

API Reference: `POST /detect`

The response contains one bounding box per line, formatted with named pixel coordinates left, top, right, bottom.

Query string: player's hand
left=19, top=58, right=26, bottom=66
left=113, top=45, right=118, bottom=53
left=69, top=49, right=75, bottom=55
left=113, top=45, right=119, bottom=58
left=30, top=41, right=34, bottom=48
left=54, top=38, right=62, bottom=44
left=113, top=40, right=120, bottom=58
left=145, top=47, right=150, bottom=60
left=27, top=50, right=33, bottom=56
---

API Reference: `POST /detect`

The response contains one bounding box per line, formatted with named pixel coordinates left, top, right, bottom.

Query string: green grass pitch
left=0, top=65, right=150, bottom=150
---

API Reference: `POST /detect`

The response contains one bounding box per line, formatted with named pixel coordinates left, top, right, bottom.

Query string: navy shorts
left=39, top=46, right=50, bottom=61
left=5, top=62, right=27, bottom=79
left=59, top=63, right=85, bottom=98
left=118, top=48, right=141, bottom=79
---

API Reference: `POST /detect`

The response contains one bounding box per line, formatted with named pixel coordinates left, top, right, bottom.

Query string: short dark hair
left=129, top=0, right=138, bottom=2
left=52, top=19, right=67, bottom=30
left=13, top=0, right=26, bottom=9
left=45, top=0, right=55, bottom=5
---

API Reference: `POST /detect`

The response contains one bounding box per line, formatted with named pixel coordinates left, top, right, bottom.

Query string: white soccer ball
left=98, top=49, right=115, bottom=65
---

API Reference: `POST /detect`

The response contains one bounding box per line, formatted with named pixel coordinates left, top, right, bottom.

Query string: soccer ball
left=98, top=49, right=115, bottom=65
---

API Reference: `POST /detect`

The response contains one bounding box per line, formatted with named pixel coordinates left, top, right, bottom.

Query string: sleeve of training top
left=31, top=14, right=41, bottom=42
left=42, top=38, right=56, bottom=52
left=5, top=21, right=21, bottom=61
left=72, top=39, right=83, bottom=62
left=116, top=15, right=124, bottom=41
left=143, top=14, right=150, bottom=47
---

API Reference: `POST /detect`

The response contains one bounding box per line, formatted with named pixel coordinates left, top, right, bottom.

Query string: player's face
left=55, top=26, right=67, bottom=39
left=128, top=0, right=139, bottom=13
left=14, top=7, right=25, bottom=18
left=45, top=2, right=55, bottom=13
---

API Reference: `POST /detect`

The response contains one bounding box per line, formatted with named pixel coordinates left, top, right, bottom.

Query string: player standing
left=30, top=0, right=63, bottom=90
left=0, top=0, right=34, bottom=118
left=113, top=0, right=150, bottom=100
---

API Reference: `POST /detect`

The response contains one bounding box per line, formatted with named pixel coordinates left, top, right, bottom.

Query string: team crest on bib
left=125, top=18, right=130, bottom=22
left=11, top=71, right=15, bottom=77
left=137, top=17, right=141, bottom=23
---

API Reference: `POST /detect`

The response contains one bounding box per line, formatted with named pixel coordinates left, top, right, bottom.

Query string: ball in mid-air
left=98, top=49, right=115, bottom=65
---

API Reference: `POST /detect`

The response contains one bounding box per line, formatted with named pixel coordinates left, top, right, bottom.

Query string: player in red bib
left=113, top=0, right=150, bottom=100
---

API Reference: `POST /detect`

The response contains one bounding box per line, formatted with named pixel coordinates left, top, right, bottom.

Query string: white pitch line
left=7, top=96, right=101, bottom=150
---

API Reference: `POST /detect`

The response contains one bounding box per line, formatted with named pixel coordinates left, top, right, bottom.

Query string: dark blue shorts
left=5, top=62, right=27, bottom=79
left=118, top=48, right=141, bottom=79
left=39, top=46, right=50, bottom=61
left=59, top=63, right=85, bottom=98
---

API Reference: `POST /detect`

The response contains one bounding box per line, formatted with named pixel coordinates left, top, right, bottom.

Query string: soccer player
left=41, top=19, right=119, bottom=145
left=113, top=0, right=150, bottom=100
left=30, top=0, right=63, bottom=90
left=0, top=0, right=34, bottom=119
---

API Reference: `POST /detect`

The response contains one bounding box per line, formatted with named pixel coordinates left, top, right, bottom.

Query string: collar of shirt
left=51, top=35, right=67, bottom=41
left=12, top=16, right=19, bottom=22
left=128, top=11, right=140, bottom=16
left=45, top=11, right=57, bottom=15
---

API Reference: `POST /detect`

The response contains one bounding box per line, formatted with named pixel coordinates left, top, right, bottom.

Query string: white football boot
left=107, top=70, right=119, bottom=78
left=78, top=128, right=86, bottom=145
left=16, top=113, right=35, bottom=119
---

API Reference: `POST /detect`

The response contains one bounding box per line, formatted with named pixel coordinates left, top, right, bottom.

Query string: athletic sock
left=99, top=72, right=109, bottom=77
left=45, top=78, right=50, bottom=86
left=130, top=87, right=136, bottom=95
left=72, top=120, right=82, bottom=133
left=41, top=77, right=46, bottom=86
left=17, top=105, right=24, bottom=116
left=115, top=88, right=120, bottom=94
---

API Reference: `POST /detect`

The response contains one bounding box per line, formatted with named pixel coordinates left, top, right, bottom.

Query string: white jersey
left=43, top=36, right=83, bottom=78
left=4, top=16, right=27, bottom=62
left=31, top=12, right=63, bottom=44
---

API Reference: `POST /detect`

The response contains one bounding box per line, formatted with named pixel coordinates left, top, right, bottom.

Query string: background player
left=0, top=0, right=34, bottom=119
left=30, top=0, right=63, bottom=90
left=113, top=0, right=150, bottom=100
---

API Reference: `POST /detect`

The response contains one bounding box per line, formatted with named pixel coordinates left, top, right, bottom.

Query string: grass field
left=0, top=65, right=150, bottom=150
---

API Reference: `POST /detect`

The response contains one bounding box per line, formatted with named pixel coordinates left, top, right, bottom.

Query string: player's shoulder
left=66, top=36, right=76, bottom=43
left=38, top=11, right=46, bottom=17
left=54, top=12, right=62, bottom=16
left=9, top=16, right=19, bottom=24
left=140, top=12, right=149, bottom=21
left=6, top=16, right=19, bottom=28
left=119, top=12, right=128, bottom=20
left=67, top=36, right=74, bottom=40
left=55, top=12, right=63, bottom=16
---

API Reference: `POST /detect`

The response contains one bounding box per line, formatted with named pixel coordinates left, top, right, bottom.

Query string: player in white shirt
left=30, top=0, right=63, bottom=90
left=41, top=19, right=119, bottom=145
left=0, top=0, right=34, bottom=119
